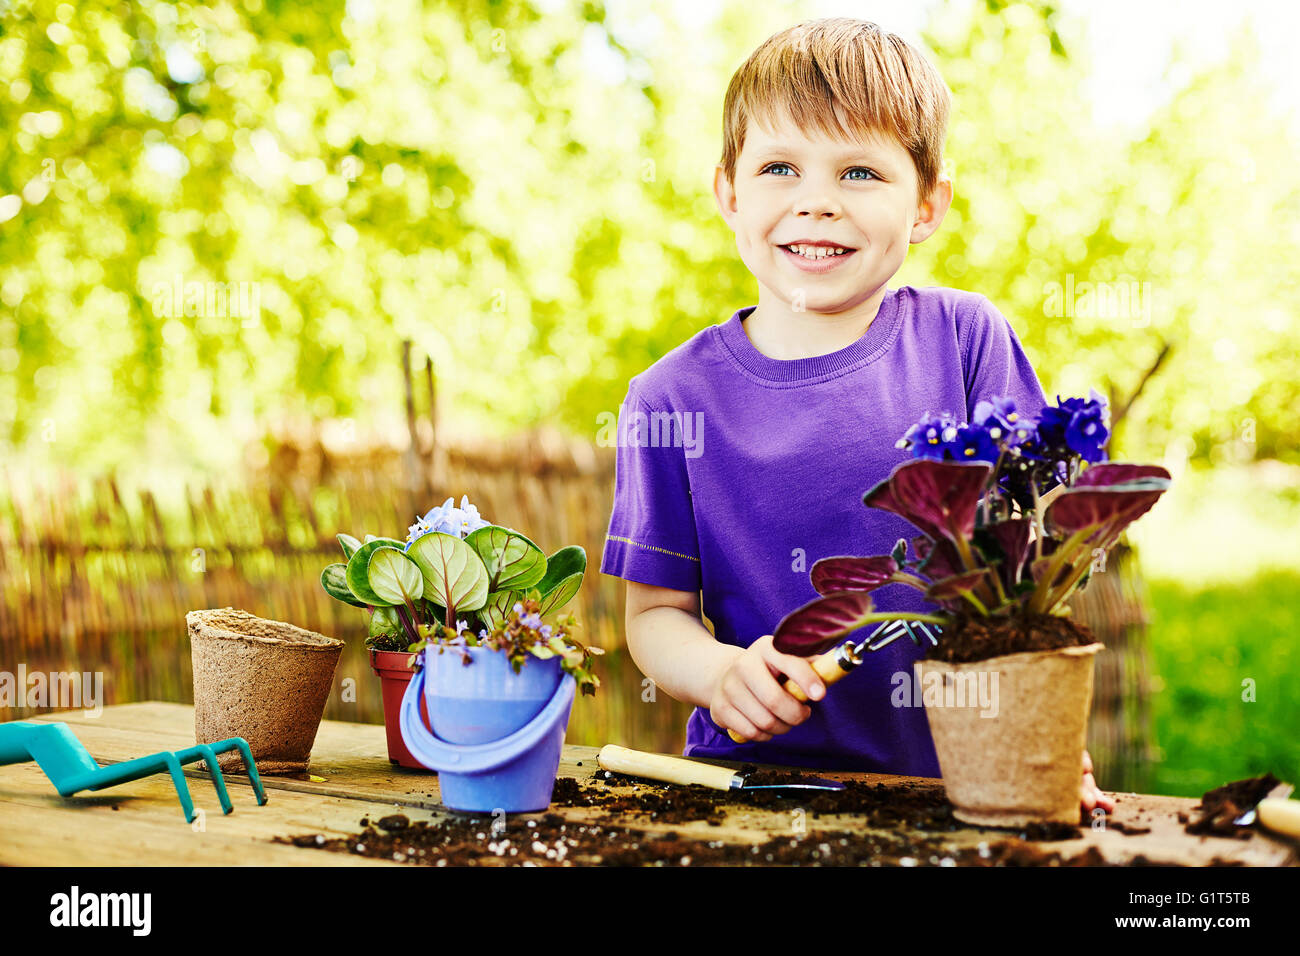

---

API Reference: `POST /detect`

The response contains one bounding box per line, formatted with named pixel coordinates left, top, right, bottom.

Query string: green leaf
left=537, top=572, right=583, bottom=617
left=465, top=525, right=548, bottom=591
left=418, top=597, right=448, bottom=627
left=337, top=533, right=362, bottom=560
left=534, top=545, right=585, bottom=616
left=345, top=537, right=406, bottom=606
left=481, top=589, right=526, bottom=629
left=321, top=563, right=368, bottom=608
left=368, top=546, right=424, bottom=605
left=535, top=545, right=585, bottom=595
left=369, top=605, right=402, bottom=638
left=408, top=532, right=489, bottom=616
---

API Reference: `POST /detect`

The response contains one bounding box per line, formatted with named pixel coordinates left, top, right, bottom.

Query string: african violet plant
left=320, top=495, right=601, bottom=694
left=772, top=390, right=1172, bottom=659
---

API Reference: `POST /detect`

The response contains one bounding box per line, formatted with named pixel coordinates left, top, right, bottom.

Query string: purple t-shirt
left=599, top=285, right=1052, bottom=776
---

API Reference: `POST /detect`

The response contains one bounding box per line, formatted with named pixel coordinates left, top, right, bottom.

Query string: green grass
left=1144, top=570, right=1300, bottom=797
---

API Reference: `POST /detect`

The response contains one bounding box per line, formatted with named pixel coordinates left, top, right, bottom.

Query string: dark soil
left=564, top=765, right=995, bottom=831
left=926, top=611, right=1096, bottom=664
left=278, top=772, right=1261, bottom=866
left=276, top=806, right=1234, bottom=867
left=1186, top=773, right=1284, bottom=837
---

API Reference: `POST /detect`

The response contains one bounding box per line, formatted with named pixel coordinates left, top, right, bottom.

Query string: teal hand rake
left=0, top=721, right=268, bottom=823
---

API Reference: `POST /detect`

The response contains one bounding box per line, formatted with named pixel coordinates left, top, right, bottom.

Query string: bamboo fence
left=0, top=429, right=1156, bottom=789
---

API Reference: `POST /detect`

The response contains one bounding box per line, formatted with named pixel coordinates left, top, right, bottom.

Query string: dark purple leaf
left=913, top=535, right=964, bottom=580
left=889, top=459, right=993, bottom=544
left=983, top=518, right=1033, bottom=583
left=925, top=568, right=996, bottom=604
left=772, top=591, right=875, bottom=656
left=863, top=473, right=945, bottom=541
left=810, top=555, right=899, bottom=595
left=1074, top=463, right=1172, bottom=488
left=1045, top=481, right=1170, bottom=546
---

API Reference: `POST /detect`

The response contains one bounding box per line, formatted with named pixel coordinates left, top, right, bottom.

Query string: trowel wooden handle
left=726, top=647, right=853, bottom=744
left=1258, top=798, right=1300, bottom=838
left=597, top=744, right=738, bottom=791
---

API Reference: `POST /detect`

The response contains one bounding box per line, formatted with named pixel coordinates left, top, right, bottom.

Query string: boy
left=599, top=18, right=1111, bottom=814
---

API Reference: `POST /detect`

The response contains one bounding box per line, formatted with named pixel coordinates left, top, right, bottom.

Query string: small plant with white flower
left=320, top=494, right=597, bottom=692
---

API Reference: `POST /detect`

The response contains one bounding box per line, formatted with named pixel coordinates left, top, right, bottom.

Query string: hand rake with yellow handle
left=0, top=720, right=268, bottom=823
left=726, top=618, right=941, bottom=743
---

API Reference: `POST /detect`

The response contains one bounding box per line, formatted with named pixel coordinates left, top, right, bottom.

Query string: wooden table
left=1, top=702, right=1293, bottom=866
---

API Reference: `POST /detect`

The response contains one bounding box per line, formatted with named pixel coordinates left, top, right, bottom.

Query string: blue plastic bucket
left=399, top=645, right=575, bottom=813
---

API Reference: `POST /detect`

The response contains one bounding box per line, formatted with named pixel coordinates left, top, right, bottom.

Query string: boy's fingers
left=1081, top=773, right=1115, bottom=814
left=713, top=702, right=770, bottom=742
left=765, top=650, right=826, bottom=702
left=740, top=653, right=807, bottom=726
left=730, top=678, right=793, bottom=736
left=1082, top=749, right=1094, bottom=775
left=751, top=673, right=811, bottom=727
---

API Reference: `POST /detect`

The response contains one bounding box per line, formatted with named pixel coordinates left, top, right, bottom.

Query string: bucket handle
left=399, top=656, right=576, bottom=775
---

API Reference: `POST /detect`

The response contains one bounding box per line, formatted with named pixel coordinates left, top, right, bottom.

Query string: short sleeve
left=960, top=295, right=1062, bottom=491
left=959, top=295, right=1051, bottom=422
left=599, top=382, right=702, bottom=592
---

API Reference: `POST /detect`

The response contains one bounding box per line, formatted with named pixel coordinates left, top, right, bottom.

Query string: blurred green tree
left=1, top=0, right=1296, bottom=484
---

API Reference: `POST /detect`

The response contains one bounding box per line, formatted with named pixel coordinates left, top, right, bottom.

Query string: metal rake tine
left=864, top=619, right=908, bottom=651
left=863, top=618, right=943, bottom=652
left=917, top=621, right=942, bottom=646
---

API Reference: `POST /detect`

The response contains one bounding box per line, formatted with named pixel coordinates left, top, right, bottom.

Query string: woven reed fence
left=0, top=429, right=1156, bottom=789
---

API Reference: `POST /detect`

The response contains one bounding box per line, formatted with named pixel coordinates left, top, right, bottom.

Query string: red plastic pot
left=369, top=648, right=432, bottom=770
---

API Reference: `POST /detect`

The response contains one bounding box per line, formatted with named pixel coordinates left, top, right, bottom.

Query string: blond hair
left=719, top=18, right=951, bottom=202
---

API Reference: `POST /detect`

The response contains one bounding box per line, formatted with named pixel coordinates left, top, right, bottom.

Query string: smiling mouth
left=778, top=244, right=856, bottom=260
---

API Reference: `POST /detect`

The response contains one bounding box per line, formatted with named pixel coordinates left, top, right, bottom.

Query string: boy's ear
left=713, top=163, right=739, bottom=224
left=910, top=173, right=953, bottom=245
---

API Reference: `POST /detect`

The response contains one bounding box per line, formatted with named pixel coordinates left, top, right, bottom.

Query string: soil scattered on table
left=278, top=773, right=1259, bottom=866
left=276, top=806, right=1225, bottom=868
left=926, top=611, right=1096, bottom=664
left=1186, top=773, right=1283, bottom=837
left=557, top=766, right=987, bottom=832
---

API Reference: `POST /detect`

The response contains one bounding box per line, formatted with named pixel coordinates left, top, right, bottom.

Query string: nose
left=793, top=191, right=842, bottom=220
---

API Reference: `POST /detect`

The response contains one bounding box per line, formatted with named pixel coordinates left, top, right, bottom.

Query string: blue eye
left=760, top=163, right=879, bottom=181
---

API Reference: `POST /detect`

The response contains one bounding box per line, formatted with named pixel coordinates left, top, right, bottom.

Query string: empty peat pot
left=399, top=645, right=575, bottom=813
left=916, top=642, right=1104, bottom=827
left=188, top=607, right=343, bottom=774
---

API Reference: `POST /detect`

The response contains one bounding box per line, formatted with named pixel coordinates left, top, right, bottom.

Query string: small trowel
left=597, top=745, right=846, bottom=793
left=1234, top=781, right=1300, bottom=837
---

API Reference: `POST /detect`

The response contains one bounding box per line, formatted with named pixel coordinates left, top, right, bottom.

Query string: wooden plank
left=0, top=761, right=405, bottom=866
left=6, top=703, right=1294, bottom=866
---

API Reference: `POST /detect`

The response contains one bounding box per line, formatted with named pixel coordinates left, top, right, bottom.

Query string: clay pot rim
left=187, top=607, right=344, bottom=651
left=915, top=641, right=1105, bottom=671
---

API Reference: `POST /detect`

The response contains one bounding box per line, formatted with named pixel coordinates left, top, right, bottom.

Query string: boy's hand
left=709, top=634, right=825, bottom=742
left=1080, top=749, right=1115, bottom=815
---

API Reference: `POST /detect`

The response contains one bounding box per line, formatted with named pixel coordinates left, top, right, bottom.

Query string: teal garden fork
left=0, top=721, right=268, bottom=822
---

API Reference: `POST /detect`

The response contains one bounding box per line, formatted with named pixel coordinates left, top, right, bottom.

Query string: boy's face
left=714, top=106, right=950, bottom=317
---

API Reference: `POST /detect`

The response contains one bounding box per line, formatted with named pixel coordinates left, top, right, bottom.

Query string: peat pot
left=915, top=642, right=1104, bottom=827
left=188, top=607, right=343, bottom=774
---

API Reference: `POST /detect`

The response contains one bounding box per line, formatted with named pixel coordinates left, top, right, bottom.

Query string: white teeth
left=787, top=244, right=850, bottom=259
